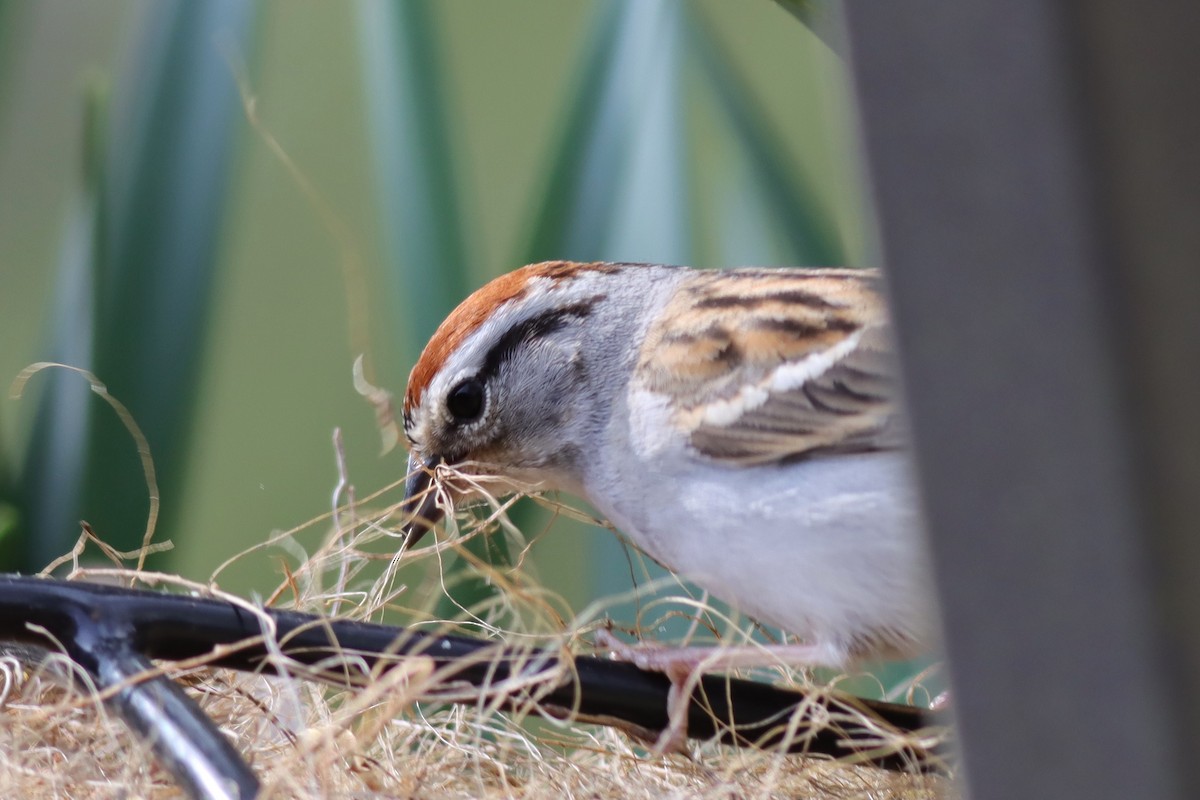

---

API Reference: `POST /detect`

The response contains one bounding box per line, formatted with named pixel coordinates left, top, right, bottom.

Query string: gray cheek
left=493, top=348, right=579, bottom=450
left=497, top=377, right=560, bottom=438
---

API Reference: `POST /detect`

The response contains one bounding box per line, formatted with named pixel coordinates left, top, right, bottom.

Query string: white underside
left=586, top=405, right=933, bottom=666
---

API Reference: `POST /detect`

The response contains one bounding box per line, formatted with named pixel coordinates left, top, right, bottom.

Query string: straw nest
left=0, top=468, right=954, bottom=798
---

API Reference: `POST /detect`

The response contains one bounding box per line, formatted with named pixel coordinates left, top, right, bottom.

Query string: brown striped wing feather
left=634, top=269, right=902, bottom=465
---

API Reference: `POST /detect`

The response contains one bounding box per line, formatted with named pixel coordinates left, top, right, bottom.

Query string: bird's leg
left=593, top=629, right=837, bottom=753
left=594, top=628, right=840, bottom=673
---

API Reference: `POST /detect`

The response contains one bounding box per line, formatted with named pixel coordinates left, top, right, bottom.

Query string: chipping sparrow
left=400, top=261, right=934, bottom=670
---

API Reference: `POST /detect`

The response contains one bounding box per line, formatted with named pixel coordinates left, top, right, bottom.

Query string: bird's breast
left=582, top=447, right=934, bottom=663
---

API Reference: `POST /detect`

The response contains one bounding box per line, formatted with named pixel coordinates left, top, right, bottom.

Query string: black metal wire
left=0, top=575, right=947, bottom=798
left=88, top=646, right=260, bottom=799
left=1, top=576, right=259, bottom=799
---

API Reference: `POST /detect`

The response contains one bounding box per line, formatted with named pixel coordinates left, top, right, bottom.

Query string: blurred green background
left=0, top=0, right=874, bottom=648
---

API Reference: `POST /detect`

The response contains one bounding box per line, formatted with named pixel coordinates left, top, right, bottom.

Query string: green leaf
left=689, top=8, right=846, bottom=266
left=17, top=80, right=108, bottom=571
left=519, top=0, right=626, bottom=263
left=522, top=0, right=692, bottom=265
left=19, top=1, right=259, bottom=570
left=358, top=0, right=470, bottom=364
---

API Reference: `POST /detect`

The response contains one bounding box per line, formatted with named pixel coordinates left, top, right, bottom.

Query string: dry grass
left=0, top=662, right=950, bottom=798
left=0, top=462, right=955, bottom=798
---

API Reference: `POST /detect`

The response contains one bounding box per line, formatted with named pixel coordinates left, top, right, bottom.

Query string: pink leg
left=593, top=630, right=841, bottom=753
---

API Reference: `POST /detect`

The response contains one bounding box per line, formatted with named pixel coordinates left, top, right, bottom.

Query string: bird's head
left=399, top=261, right=630, bottom=546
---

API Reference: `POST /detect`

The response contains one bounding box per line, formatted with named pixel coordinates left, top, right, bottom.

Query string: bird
left=399, top=260, right=934, bottom=674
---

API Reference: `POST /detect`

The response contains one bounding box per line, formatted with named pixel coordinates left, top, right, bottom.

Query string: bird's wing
left=633, top=268, right=903, bottom=466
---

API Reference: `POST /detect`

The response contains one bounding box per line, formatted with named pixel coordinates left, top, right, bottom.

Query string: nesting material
left=0, top=476, right=954, bottom=798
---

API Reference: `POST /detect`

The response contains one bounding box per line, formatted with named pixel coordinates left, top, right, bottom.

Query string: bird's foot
left=593, top=629, right=833, bottom=754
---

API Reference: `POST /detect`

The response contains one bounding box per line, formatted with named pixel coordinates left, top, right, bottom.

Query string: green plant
left=15, top=0, right=259, bottom=570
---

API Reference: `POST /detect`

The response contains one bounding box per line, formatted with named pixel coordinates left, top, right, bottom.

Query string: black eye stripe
left=477, top=300, right=599, bottom=384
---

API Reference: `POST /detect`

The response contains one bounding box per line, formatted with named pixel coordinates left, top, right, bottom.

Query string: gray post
left=843, top=3, right=1200, bottom=798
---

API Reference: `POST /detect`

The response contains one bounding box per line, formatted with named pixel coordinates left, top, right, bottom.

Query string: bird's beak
left=402, top=454, right=445, bottom=549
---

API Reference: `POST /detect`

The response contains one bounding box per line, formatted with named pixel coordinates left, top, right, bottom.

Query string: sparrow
left=400, top=260, right=933, bottom=671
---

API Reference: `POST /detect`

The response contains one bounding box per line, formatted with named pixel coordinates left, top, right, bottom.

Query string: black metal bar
left=0, top=575, right=946, bottom=780
left=88, top=646, right=260, bottom=800
left=8, top=578, right=259, bottom=799
left=843, top=2, right=1200, bottom=799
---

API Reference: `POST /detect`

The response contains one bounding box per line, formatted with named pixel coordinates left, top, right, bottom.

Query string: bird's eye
left=446, top=378, right=485, bottom=423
